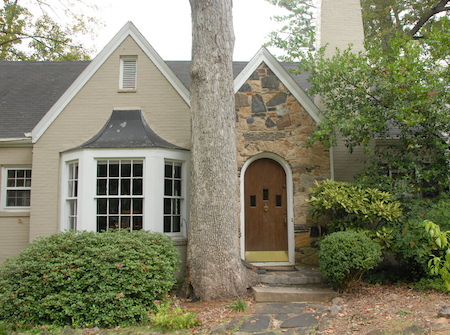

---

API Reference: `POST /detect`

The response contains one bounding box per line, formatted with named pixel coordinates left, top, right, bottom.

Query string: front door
left=244, top=158, right=288, bottom=262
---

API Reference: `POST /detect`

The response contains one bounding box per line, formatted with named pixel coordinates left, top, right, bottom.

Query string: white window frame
left=1, top=167, right=32, bottom=211
left=95, top=159, right=144, bottom=232
left=163, top=160, right=184, bottom=235
left=119, top=56, right=137, bottom=90
left=67, top=161, right=79, bottom=230
left=59, top=148, right=190, bottom=238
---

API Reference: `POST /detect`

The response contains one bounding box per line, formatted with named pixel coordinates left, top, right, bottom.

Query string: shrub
left=318, top=231, right=382, bottom=292
left=308, top=180, right=402, bottom=232
left=0, top=230, right=179, bottom=328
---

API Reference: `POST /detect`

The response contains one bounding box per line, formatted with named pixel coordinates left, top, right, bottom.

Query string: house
left=0, top=0, right=365, bottom=267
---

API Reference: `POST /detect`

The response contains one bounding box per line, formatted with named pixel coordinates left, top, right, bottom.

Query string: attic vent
left=120, top=57, right=137, bottom=90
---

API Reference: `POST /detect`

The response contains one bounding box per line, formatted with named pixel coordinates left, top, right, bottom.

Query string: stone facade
left=235, top=62, right=331, bottom=264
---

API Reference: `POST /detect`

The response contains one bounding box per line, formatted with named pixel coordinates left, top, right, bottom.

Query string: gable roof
left=29, top=21, right=190, bottom=144
left=0, top=23, right=320, bottom=142
left=0, top=61, right=89, bottom=140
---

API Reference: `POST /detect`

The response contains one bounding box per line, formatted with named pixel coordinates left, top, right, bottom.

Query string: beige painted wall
left=29, top=36, right=190, bottom=242
left=0, top=146, right=32, bottom=263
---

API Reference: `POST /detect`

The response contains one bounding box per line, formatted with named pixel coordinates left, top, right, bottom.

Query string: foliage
left=304, top=30, right=450, bottom=195
left=150, top=297, right=200, bottom=331
left=423, top=220, right=450, bottom=290
left=0, top=0, right=100, bottom=60
left=264, top=0, right=316, bottom=61
left=361, top=0, right=449, bottom=51
left=413, top=277, right=449, bottom=293
left=0, top=230, right=180, bottom=328
left=266, top=0, right=450, bottom=195
left=308, top=179, right=402, bottom=232
left=390, top=196, right=450, bottom=276
left=229, top=299, right=248, bottom=312
left=318, top=230, right=383, bottom=292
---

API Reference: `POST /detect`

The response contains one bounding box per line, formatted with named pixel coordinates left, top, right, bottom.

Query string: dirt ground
left=183, top=283, right=450, bottom=334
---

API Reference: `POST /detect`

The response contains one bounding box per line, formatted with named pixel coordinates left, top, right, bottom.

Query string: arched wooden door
left=244, top=158, right=288, bottom=262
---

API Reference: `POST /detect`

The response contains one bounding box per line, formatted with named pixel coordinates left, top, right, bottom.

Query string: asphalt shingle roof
left=0, top=60, right=311, bottom=140
left=0, top=61, right=90, bottom=139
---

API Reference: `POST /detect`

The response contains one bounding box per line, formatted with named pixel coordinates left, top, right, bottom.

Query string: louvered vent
left=121, top=59, right=137, bottom=89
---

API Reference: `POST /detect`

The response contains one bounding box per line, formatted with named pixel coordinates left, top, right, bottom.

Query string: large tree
left=267, top=0, right=450, bottom=195
left=0, top=0, right=99, bottom=60
left=186, top=0, right=257, bottom=300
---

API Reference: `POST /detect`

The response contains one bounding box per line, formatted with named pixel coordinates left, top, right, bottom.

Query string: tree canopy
left=0, top=0, right=100, bottom=60
left=266, top=0, right=450, bottom=195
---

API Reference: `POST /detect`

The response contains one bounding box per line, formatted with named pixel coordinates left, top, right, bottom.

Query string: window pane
left=97, top=179, right=107, bottom=195
left=133, top=216, right=143, bottom=231
left=133, top=163, right=143, bottom=177
left=164, top=179, right=172, bottom=196
left=121, top=162, right=131, bottom=177
left=250, top=195, right=256, bottom=207
left=164, top=216, right=171, bottom=232
left=174, top=165, right=181, bottom=178
left=164, top=164, right=172, bottom=178
left=97, top=199, right=107, bottom=214
left=276, top=195, right=282, bottom=207
left=121, top=198, right=131, bottom=213
left=133, top=179, right=143, bottom=195
left=97, top=216, right=107, bottom=232
left=121, top=179, right=131, bottom=195
left=109, top=216, right=119, bottom=230
left=133, top=198, right=143, bottom=214
left=173, top=199, right=181, bottom=215
left=173, top=216, right=181, bottom=232
left=6, top=190, right=30, bottom=207
left=121, top=216, right=131, bottom=230
left=263, top=188, right=269, bottom=201
left=164, top=198, right=171, bottom=214
left=109, top=163, right=119, bottom=177
left=97, top=162, right=107, bottom=177
left=174, top=180, right=181, bottom=196
left=109, top=198, right=119, bottom=214
left=109, top=179, right=119, bottom=195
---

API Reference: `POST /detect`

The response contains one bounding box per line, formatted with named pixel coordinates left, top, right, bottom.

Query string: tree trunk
left=186, top=0, right=257, bottom=300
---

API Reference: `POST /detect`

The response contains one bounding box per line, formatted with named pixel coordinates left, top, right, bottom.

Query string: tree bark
left=186, top=0, right=257, bottom=300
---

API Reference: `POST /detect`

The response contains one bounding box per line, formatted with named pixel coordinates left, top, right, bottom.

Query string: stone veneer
left=235, top=62, right=330, bottom=264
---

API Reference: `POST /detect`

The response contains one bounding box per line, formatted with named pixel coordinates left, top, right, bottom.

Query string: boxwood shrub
left=318, top=230, right=382, bottom=292
left=0, top=230, right=179, bottom=328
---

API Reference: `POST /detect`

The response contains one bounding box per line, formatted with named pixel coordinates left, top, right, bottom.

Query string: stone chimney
left=316, top=0, right=365, bottom=57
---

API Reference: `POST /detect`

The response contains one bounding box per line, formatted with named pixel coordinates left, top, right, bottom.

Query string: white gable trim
left=234, top=47, right=322, bottom=123
left=31, top=22, right=190, bottom=143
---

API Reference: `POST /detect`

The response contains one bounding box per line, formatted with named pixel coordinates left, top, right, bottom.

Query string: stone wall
left=235, top=62, right=330, bottom=264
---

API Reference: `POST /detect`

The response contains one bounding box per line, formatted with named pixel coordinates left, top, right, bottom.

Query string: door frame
left=240, top=152, right=294, bottom=265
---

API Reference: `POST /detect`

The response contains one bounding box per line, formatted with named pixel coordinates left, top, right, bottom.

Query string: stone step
left=252, top=286, right=339, bottom=303
left=258, top=271, right=324, bottom=286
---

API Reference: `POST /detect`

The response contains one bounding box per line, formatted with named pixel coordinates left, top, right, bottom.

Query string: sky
left=91, top=0, right=289, bottom=61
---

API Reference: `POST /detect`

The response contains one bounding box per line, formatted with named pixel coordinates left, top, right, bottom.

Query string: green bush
left=0, top=230, right=179, bottom=328
left=318, top=231, right=383, bottom=292
left=308, top=180, right=402, bottom=232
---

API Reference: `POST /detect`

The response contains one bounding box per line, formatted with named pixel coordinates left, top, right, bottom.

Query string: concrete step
left=252, top=286, right=339, bottom=303
left=258, top=271, right=324, bottom=286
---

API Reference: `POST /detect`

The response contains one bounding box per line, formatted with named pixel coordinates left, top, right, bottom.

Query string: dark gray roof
left=0, top=60, right=312, bottom=140
left=74, top=110, right=186, bottom=150
left=0, top=61, right=90, bottom=138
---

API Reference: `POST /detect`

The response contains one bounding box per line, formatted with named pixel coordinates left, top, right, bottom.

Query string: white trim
left=31, top=22, right=190, bottom=143
left=239, top=152, right=295, bottom=265
left=234, top=47, right=322, bottom=123
left=1, top=166, right=32, bottom=212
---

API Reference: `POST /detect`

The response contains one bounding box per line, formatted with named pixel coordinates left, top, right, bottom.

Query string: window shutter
left=121, top=59, right=137, bottom=89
